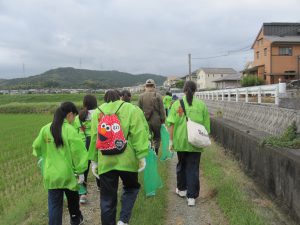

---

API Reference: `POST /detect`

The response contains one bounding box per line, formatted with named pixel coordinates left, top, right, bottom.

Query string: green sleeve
left=166, top=102, right=177, bottom=126
left=72, top=116, right=80, bottom=132
left=68, top=127, right=88, bottom=174
left=202, top=104, right=211, bottom=134
left=129, top=108, right=149, bottom=159
left=32, top=127, right=44, bottom=157
left=88, top=110, right=99, bottom=162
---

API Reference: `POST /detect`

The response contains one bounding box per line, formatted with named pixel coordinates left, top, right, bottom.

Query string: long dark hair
left=183, top=81, right=196, bottom=106
left=79, top=95, right=97, bottom=122
left=51, top=102, right=78, bottom=148
left=121, top=90, right=131, bottom=103
left=104, top=90, right=120, bottom=103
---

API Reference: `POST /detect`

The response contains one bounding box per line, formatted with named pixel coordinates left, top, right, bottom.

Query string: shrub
left=261, top=122, right=300, bottom=149
left=241, top=75, right=264, bottom=87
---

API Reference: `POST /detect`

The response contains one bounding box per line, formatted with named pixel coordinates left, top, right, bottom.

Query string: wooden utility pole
left=188, top=53, right=191, bottom=80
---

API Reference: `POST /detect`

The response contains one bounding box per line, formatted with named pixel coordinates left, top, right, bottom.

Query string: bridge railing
left=194, top=83, right=286, bottom=105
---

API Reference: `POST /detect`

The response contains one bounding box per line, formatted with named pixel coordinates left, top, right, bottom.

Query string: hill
left=0, top=67, right=166, bottom=89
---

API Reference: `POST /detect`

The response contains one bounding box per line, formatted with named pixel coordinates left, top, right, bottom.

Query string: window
left=264, top=48, right=267, bottom=56
left=256, top=51, right=259, bottom=59
left=279, top=47, right=292, bottom=56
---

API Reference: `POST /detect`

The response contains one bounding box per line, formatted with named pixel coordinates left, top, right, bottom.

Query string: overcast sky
left=0, top=0, right=299, bottom=78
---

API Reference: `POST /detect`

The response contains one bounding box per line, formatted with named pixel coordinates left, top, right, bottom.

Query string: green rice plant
left=0, top=114, right=51, bottom=225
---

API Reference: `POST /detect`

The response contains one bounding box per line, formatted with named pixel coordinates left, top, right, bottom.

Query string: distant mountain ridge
left=0, top=67, right=166, bottom=89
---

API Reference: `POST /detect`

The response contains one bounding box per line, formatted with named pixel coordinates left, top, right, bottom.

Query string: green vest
left=32, top=120, right=88, bottom=191
left=88, top=100, right=149, bottom=175
left=167, top=96, right=210, bottom=152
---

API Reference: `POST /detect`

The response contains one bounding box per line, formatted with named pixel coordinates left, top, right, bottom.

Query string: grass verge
left=202, top=142, right=266, bottom=225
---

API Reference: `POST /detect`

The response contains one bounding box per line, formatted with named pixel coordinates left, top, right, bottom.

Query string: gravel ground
left=62, top=182, right=101, bottom=225
left=165, top=156, right=227, bottom=225
left=62, top=157, right=227, bottom=225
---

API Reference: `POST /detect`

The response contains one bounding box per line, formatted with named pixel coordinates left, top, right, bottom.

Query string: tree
left=175, top=80, right=184, bottom=88
left=241, top=75, right=264, bottom=87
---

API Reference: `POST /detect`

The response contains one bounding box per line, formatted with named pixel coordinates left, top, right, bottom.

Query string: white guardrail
left=193, top=83, right=286, bottom=105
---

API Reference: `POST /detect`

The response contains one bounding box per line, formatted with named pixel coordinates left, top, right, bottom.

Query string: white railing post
left=258, top=87, right=261, bottom=104
left=216, top=92, right=219, bottom=100
left=236, top=89, right=239, bottom=102
left=228, top=90, right=231, bottom=102
left=245, top=88, right=248, bottom=103
left=222, top=91, right=224, bottom=101
left=275, top=86, right=279, bottom=105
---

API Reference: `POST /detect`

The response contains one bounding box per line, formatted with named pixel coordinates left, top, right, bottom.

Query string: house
left=183, top=71, right=197, bottom=83
left=163, top=76, right=182, bottom=88
left=212, top=73, right=242, bottom=89
left=245, top=22, right=300, bottom=84
left=196, top=67, right=237, bottom=90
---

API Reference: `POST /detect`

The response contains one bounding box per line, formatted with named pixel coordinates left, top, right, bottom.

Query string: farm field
left=0, top=114, right=52, bottom=225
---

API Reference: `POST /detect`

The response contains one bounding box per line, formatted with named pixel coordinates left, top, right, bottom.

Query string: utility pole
left=22, top=63, right=25, bottom=77
left=188, top=53, right=191, bottom=80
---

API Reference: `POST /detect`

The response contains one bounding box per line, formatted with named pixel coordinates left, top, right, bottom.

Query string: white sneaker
left=117, top=221, right=128, bottom=225
left=187, top=198, right=195, bottom=206
left=175, top=188, right=187, bottom=197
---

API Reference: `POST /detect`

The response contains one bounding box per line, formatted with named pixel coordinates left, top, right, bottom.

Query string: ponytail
left=183, top=81, right=196, bottom=106
left=79, top=95, right=97, bottom=122
left=51, top=102, right=78, bottom=148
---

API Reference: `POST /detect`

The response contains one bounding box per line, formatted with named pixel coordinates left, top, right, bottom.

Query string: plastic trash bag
left=79, top=184, right=87, bottom=195
left=144, top=147, right=163, bottom=197
left=160, top=125, right=174, bottom=161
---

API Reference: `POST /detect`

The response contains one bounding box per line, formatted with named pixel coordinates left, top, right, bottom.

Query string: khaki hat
left=145, top=79, right=156, bottom=86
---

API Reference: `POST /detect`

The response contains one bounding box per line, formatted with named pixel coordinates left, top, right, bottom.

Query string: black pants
left=99, top=170, right=140, bottom=225
left=82, top=136, right=100, bottom=191
left=176, top=152, right=201, bottom=199
left=48, top=189, right=82, bottom=225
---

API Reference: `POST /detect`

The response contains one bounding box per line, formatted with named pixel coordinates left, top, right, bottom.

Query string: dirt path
left=63, top=182, right=100, bottom=225
left=165, top=156, right=227, bottom=225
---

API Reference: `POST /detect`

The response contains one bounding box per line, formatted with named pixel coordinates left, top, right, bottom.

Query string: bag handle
left=179, top=99, right=188, bottom=121
left=79, top=120, right=87, bottom=138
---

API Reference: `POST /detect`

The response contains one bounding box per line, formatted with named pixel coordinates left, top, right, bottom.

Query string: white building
left=196, top=68, right=237, bottom=90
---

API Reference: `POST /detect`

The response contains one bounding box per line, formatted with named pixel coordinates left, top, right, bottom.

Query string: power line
left=192, top=22, right=300, bottom=60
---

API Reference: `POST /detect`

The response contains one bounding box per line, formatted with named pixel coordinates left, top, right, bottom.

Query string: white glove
left=91, top=161, right=99, bottom=179
left=78, top=174, right=85, bottom=184
left=169, top=140, right=173, bottom=150
left=37, top=157, right=43, bottom=167
left=138, top=158, right=146, bottom=172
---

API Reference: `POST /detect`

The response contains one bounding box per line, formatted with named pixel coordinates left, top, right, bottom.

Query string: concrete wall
left=202, top=100, right=300, bottom=135
left=211, top=118, right=300, bottom=222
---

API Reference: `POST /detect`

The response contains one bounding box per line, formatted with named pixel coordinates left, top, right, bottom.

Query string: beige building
left=196, top=68, right=237, bottom=90
left=245, top=23, right=300, bottom=84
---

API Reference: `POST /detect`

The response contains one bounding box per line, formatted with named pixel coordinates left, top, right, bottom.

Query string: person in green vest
left=32, top=102, right=88, bottom=225
left=167, top=81, right=210, bottom=207
left=73, top=94, right=100, bottom=204
left=89, top=90, right=149, bottom=225
left=163, top=91, right=172, bottom=117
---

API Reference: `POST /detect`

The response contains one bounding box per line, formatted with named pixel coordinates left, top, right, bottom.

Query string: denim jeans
left=176, top=152, right=201, bottom=199
left=99, top=170, right=140, bottom=225
left=48, top=189, right=82, bottom=225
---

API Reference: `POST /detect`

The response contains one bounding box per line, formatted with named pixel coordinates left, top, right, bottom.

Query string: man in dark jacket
left=138, top=79, right=166, bottom=154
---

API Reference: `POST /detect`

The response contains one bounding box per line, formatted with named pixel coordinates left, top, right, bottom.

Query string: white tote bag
left=180, top=100, right=211, bottom=148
